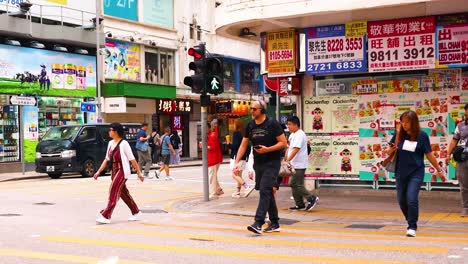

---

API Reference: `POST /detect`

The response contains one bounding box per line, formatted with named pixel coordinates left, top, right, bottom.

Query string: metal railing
left=1, top=2, right=95, bottom=28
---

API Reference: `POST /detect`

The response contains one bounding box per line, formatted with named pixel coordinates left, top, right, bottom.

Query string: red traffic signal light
left=188, top=44, right=205, bottom=60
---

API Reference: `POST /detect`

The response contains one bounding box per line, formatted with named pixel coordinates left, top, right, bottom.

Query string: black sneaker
left=247, top=223, right=262, bottom=235
left=263, top=223, right=281, bottom=233
left=289, top=205, right=305, bottom=211
left=305, top=196, right=319, bottom=211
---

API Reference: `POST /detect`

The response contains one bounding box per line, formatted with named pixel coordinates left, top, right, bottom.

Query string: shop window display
left=144, top=49, right=175, bottom=86
left=223, top=61, right=235, bottom=92
left=0, top=103, right=19, bottom=163
left=38, top=97, right=84, bottom=139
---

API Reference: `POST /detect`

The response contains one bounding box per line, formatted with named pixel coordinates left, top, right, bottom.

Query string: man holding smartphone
left=233, top=100, right=287, bottom=234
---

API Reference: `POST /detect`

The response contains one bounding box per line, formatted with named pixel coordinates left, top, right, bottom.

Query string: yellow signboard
left=46, top=0, right=68, bottom=5
left=345, top=20, right=367, bottom=38
left=267, top=29, right=296, bottom=77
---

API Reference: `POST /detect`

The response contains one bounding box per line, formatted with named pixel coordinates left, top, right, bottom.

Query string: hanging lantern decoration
left=232, top=101, right=238, bottom=115
left=240, top=101, right=247, bottom=115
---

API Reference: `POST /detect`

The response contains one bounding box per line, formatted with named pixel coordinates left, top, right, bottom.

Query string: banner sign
left=436, top=23, right=468, bottom=68
left=104, top=40, right=141, bottom=81
left=306, top=23, right=366, bottom=75
left=266, top=30, right=296, bottom=77
left=0, top=44, right=96, bottom=98
left=104, top=0, right=138, bottom=21
left=368, top=16, right=436, bottom=72
left=157, top=99, right=193, bottom=114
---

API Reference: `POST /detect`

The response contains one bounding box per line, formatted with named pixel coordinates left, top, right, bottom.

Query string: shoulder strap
left=115, top=139, right=123, bottom=150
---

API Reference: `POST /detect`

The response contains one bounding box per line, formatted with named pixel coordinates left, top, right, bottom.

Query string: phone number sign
left=436, top=24, right=468, bottom=68
left=306, top=23, right=367, bottom=75
left=267, top=30, right=296, bottom=78
left=368, top=16, right=436, bottom=72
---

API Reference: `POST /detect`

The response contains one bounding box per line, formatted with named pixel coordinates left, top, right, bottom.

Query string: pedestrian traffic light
left=205, top=56, right=224, bottom=95
left=184, top=44, right=206, bottom=94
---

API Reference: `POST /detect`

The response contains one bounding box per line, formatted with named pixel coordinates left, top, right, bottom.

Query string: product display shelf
left=0, top=107, right=20, bottom=162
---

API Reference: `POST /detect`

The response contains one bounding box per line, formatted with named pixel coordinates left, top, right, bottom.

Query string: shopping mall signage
left=104, top=40, right=141, bottom=81
left=157, top=99, right=193, bottom=114
left=143, top=0, right=174, bottom=28
left=266, top=29, right=296, bottom=78
left=367, top=16, right=436, bottom=72
left=306, top=22, right=367, bottom=75
left=104, top=0, right=138, bottom=21
left=0, top=44, right=97, bottom=98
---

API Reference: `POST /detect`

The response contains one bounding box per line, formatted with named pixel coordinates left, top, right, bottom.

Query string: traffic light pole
left=200, top=94, right=210, bottom=201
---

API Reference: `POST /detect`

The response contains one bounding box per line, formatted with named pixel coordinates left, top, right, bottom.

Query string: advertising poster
left=435, top=23, right=468, bottom=68
left=358, top=93, right=396, bottom=138
left=22, top=106, right=39, bottom=163
left=305, top=135, right=333, bottom=178
left=104, top=40, right=141, bottom=81
left=425, top=136, right=453, bottom=183
left=306, top=22, right=367, bottom=75
left=266, top=30, right=296, bottom=77
left=316, top=80, right=352, bottom=96
left=0, top=44, right=96, bottom=97
left=416, top=92, right=450, bottom=136
left=329, top=136, right=360, bottom=178
left=303, top=97, right=332, bottom=135
left=330, top=96, right=359, bottom=135
left=359, top=136, right=395, bottom=181
left=422, top=69, right=461, bottom=91
left=447, top=92, right=468, bottom=134
left=462, top=72, right=468, bottom=91
left=143, top=0, right=174, bottom=28
left=353, top=79, right=378, bottom=95
left=368, top=16, right=436, bottom=72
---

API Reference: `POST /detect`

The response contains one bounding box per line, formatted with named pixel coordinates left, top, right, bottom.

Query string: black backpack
left=148, top=134, right=156, bottom=148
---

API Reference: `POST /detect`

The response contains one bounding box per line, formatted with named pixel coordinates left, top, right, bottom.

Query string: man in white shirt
left=285, top=116, right=319, bottom=211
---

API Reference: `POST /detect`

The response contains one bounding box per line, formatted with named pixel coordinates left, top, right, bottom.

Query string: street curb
left=0, top=161, right=229, bottom=183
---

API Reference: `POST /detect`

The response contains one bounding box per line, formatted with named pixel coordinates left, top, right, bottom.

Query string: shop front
left=0, top=43, right=97, bottom=173
left=153, top=98, right=193, bottom=158
left=263, top=13, right=468, bottom=189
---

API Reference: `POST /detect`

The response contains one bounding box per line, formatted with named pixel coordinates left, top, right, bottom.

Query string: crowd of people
left=90, top=102, right=468, bottom=237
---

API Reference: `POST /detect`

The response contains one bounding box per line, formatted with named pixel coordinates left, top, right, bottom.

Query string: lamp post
left=95, top=0, right=102, bottom=123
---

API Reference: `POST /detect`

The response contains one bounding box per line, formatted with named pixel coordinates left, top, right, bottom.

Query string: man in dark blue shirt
left=136, top=122, right=153, bottom=178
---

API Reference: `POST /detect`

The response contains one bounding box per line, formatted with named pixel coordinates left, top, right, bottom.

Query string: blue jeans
left=253, top=159, right=281, bottom=225
left=396, top=170, right=424, bottom=230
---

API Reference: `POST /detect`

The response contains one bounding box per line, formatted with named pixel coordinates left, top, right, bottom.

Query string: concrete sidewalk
left=0, top=158, right=226, bottom=182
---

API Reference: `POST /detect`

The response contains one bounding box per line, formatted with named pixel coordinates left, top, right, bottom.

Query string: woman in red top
left=207, top=121, right=223, bottom=199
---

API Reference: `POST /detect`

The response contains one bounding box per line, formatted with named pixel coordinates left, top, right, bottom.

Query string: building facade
left=215, top=0, right=468, bottom=189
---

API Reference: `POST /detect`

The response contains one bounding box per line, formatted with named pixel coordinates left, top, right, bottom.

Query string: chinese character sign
left=436, top=24, right=468, bottom=68
left=158, top=99, right=193, bottom=114
left=367, top=16, right=436, bottom=72
left=267, top=30, right=296, bottom=77
left=306, top=23, right=367, bottom=74
left=171, top=115, right=183, bottom=130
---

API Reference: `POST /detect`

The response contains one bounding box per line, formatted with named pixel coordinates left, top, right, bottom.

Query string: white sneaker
left=231, top=192, right=241, bottom=198
left=128, top=211, right=142, bottom=221
left=165, top=176, right=174, bottom=181
left=406, top=229, right=416, bottom=237
left=96, top=216, right=111, bottom=224
left=154, top=171, right=160, bottom=179
left=147, top=174, right=154, bottom=179
left=242, top=186, right=255, bottom=198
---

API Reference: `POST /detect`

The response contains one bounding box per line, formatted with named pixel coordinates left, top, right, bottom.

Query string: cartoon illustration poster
left=447, top=92, right=468, bottom=134
left=103, top=40, right=141, bottom=81
left=305, top=135, right=333, bottom=178
left=330, top=96, right=359, bottom=135
left=358, top=93, right=396, bottom=138
left=414, top=92, right=450, bottom=136
left=303, top=97, right=332, bottom=134
left=359, top=137, right=395, bottom=181
left=425, top=136, right=453, bottom=183
left=329, top=136, right=360, bottom=179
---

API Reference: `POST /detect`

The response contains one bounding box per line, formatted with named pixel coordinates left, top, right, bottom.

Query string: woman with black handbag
left=389, top=111, right=445, bottom=237
left=446, top=103, right=468, bottom=217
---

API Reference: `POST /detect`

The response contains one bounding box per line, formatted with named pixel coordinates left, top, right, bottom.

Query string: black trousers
left=253, top=159, right=281, bottom=225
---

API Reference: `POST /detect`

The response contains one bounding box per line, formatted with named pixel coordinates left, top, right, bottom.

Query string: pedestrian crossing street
left=0, top=171, right=467, bottom=264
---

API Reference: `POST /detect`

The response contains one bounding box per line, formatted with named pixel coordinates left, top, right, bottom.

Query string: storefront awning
left=102, top=82, right=176, bottom=99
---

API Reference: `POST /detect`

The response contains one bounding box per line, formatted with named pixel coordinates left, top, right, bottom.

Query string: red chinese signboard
left=436, top=23, right=468, bottom=67
left=367, top=16, right=436, bottom=72
left=171, top=115, right=183, bottom=130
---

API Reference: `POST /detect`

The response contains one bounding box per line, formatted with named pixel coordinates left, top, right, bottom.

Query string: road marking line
left=178, top=219, right=468, bottom=239
left=40, top=236, right=425, bottom=264
left=139, top=193, right=202, bottom=205
left=0, top=248, right=157, bottom=264
left=140, top=221, right=468, bottom=244
left=382, top=225, right=468, bottom=233
left=97, top=227, right=448, bottom=254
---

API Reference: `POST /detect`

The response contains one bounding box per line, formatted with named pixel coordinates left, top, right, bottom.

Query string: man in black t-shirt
left=233, top=100, right=287, bottom=234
